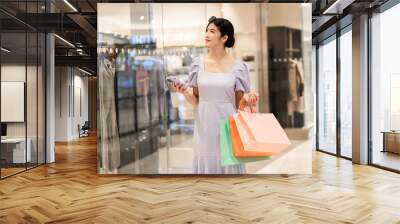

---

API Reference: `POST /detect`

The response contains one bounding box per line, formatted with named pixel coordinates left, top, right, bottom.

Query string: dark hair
left=207, top=16, right=235, bottom=48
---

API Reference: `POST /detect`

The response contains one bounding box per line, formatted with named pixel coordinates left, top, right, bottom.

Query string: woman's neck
left=208, top=46, right=227, bottom=61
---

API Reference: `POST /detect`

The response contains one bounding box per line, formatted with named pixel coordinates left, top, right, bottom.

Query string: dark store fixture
left=268, top=26, right=304, bottom=128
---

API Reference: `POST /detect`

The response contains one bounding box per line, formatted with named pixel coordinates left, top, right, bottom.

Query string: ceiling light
left=78, top=67, right=92, bottom=76
left=63, top=0, right=78, bottom=12
left=1, top=47, right=11, bottom=53
left=140, top=16, right=145, bottom=21
left=322, top=0, right=354, bottom=15
left=54, top=34, right=75, bottom=48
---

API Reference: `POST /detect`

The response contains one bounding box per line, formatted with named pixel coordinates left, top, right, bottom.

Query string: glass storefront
left=317, top=35, right=337, bottom=155
left=316, top=26, right=353, bottom=159
left=371, top=3, right=400, bottom=171
left=314, top=0, right=400, bottom=172
left=339, top=27, right=352, bottom=159
left=0, top=1, right=46, bottom=179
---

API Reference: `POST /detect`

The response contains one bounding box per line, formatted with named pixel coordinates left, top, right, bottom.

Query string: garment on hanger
left=287, top=59, right=305, bottom=117
left=98, top=54, right=121, bottom=173
left=136, top=65, right=150, bottom=96
left=182, top=54, right=193, bottom=67
left=166, top=55, right=183, bottom=74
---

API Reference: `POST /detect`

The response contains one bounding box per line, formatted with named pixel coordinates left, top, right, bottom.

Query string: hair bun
left=225, top=36, right=235, bottom=48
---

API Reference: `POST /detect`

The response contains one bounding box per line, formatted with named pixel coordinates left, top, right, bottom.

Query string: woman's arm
left=235, top=91, right=244, bottom=110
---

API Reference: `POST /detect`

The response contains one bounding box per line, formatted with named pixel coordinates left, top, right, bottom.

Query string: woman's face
left=205, top=23, right=227, bottom=49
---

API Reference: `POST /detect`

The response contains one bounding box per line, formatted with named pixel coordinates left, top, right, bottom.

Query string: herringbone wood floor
left=1, top=135, right=400, bottom=224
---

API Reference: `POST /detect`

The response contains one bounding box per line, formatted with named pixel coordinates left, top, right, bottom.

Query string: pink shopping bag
left=233, top=110, right=291, bottom=153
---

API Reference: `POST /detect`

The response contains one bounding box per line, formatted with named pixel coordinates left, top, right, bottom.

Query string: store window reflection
left=371, top=4, right=400, bottom=171
left=317, top=36, right=337, bottom=154
left=339, top=28, right=352, bottom=158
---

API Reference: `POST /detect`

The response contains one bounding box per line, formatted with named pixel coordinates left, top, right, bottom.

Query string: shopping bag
left=220, top=119, right=241, bottom=166
left=233, top=102, right=291, bottom=153
left=229, top=116, right=274, bottom=157
left=220, top=119, right=271, bottom=166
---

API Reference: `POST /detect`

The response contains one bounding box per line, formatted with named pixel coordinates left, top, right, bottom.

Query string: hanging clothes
left=98, top=54, right=121, bottom=173
left=136, top=65, right=150, bottom=96
left=287, top=59, right=305, bottom=120
left=294, top=60, right=305, bottom=113
left=182, top=54, right=193, bottom=67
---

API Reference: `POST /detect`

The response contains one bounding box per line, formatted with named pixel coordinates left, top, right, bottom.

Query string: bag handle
left=239, top=99, right=255, bottom=113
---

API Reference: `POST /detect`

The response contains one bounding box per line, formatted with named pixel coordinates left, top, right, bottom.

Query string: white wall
left=1, top=65, right=30, bottom=138
left=55, top=67, right=89, bottom=141
left=1, top=63, right=46, bottom=164
left=55, top=67, right=68, bottom=141
left=267, top=4, right=303, bottom=29
left=221, top=3, right=257, bottom=34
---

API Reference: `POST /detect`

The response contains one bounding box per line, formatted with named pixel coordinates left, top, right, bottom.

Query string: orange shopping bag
left=233, top=103, right=291, bottom=153
left=229, top=116, right=273, bottom=157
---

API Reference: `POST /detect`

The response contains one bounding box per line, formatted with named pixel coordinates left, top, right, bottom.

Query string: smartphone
left=166, top=76, right=186, bottom=91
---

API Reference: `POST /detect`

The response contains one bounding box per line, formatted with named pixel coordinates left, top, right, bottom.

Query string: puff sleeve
left=187, top=58, right=200, bottom=87
left=234, top=62, right=251, bottom=92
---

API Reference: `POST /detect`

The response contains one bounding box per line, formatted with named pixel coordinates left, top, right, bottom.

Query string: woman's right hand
left=174, top=82, right=188, bottom=94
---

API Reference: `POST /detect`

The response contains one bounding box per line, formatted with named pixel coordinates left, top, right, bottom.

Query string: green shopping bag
left=220, top=119, right=271, bottom=167
left=220, top=119, right=241, bottom=166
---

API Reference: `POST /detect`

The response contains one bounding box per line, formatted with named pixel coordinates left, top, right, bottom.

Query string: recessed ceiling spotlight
left=140, top=16, right=145, bottom=21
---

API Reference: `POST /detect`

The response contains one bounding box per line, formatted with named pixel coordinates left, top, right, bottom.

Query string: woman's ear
left=221, top=35, right=228, bottom=44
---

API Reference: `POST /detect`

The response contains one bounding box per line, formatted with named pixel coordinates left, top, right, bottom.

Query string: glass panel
left=1, top=24, right=28, bottom=177
left=38, top=32, right=45, bottom=165
left=160, top=3, right=207, bottom=174
left=317, top=36, right=337, bottom=154
left=371, top=4, right=400, bottom=171
left=26, top=0, right=39, bottom=169
left=27, top=30, right=38, bottom=169
left=339, top=28, right=352, bottom=158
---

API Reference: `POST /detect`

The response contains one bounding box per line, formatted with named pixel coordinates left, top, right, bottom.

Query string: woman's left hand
left=242, top=92, right=259, bottom=106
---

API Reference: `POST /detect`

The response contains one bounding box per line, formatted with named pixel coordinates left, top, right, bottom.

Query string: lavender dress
left=188, top=57, right=250, bottom=174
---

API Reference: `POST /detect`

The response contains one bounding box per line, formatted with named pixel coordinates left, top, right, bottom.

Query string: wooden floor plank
left=0, top=135, right=399, bottom=223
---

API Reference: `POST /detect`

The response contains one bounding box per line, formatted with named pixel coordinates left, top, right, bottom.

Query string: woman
left=173, top=16, right=258, bottom=174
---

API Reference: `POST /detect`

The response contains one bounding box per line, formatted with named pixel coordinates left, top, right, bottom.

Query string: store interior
left=97, top=3, right=313, bottom=174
